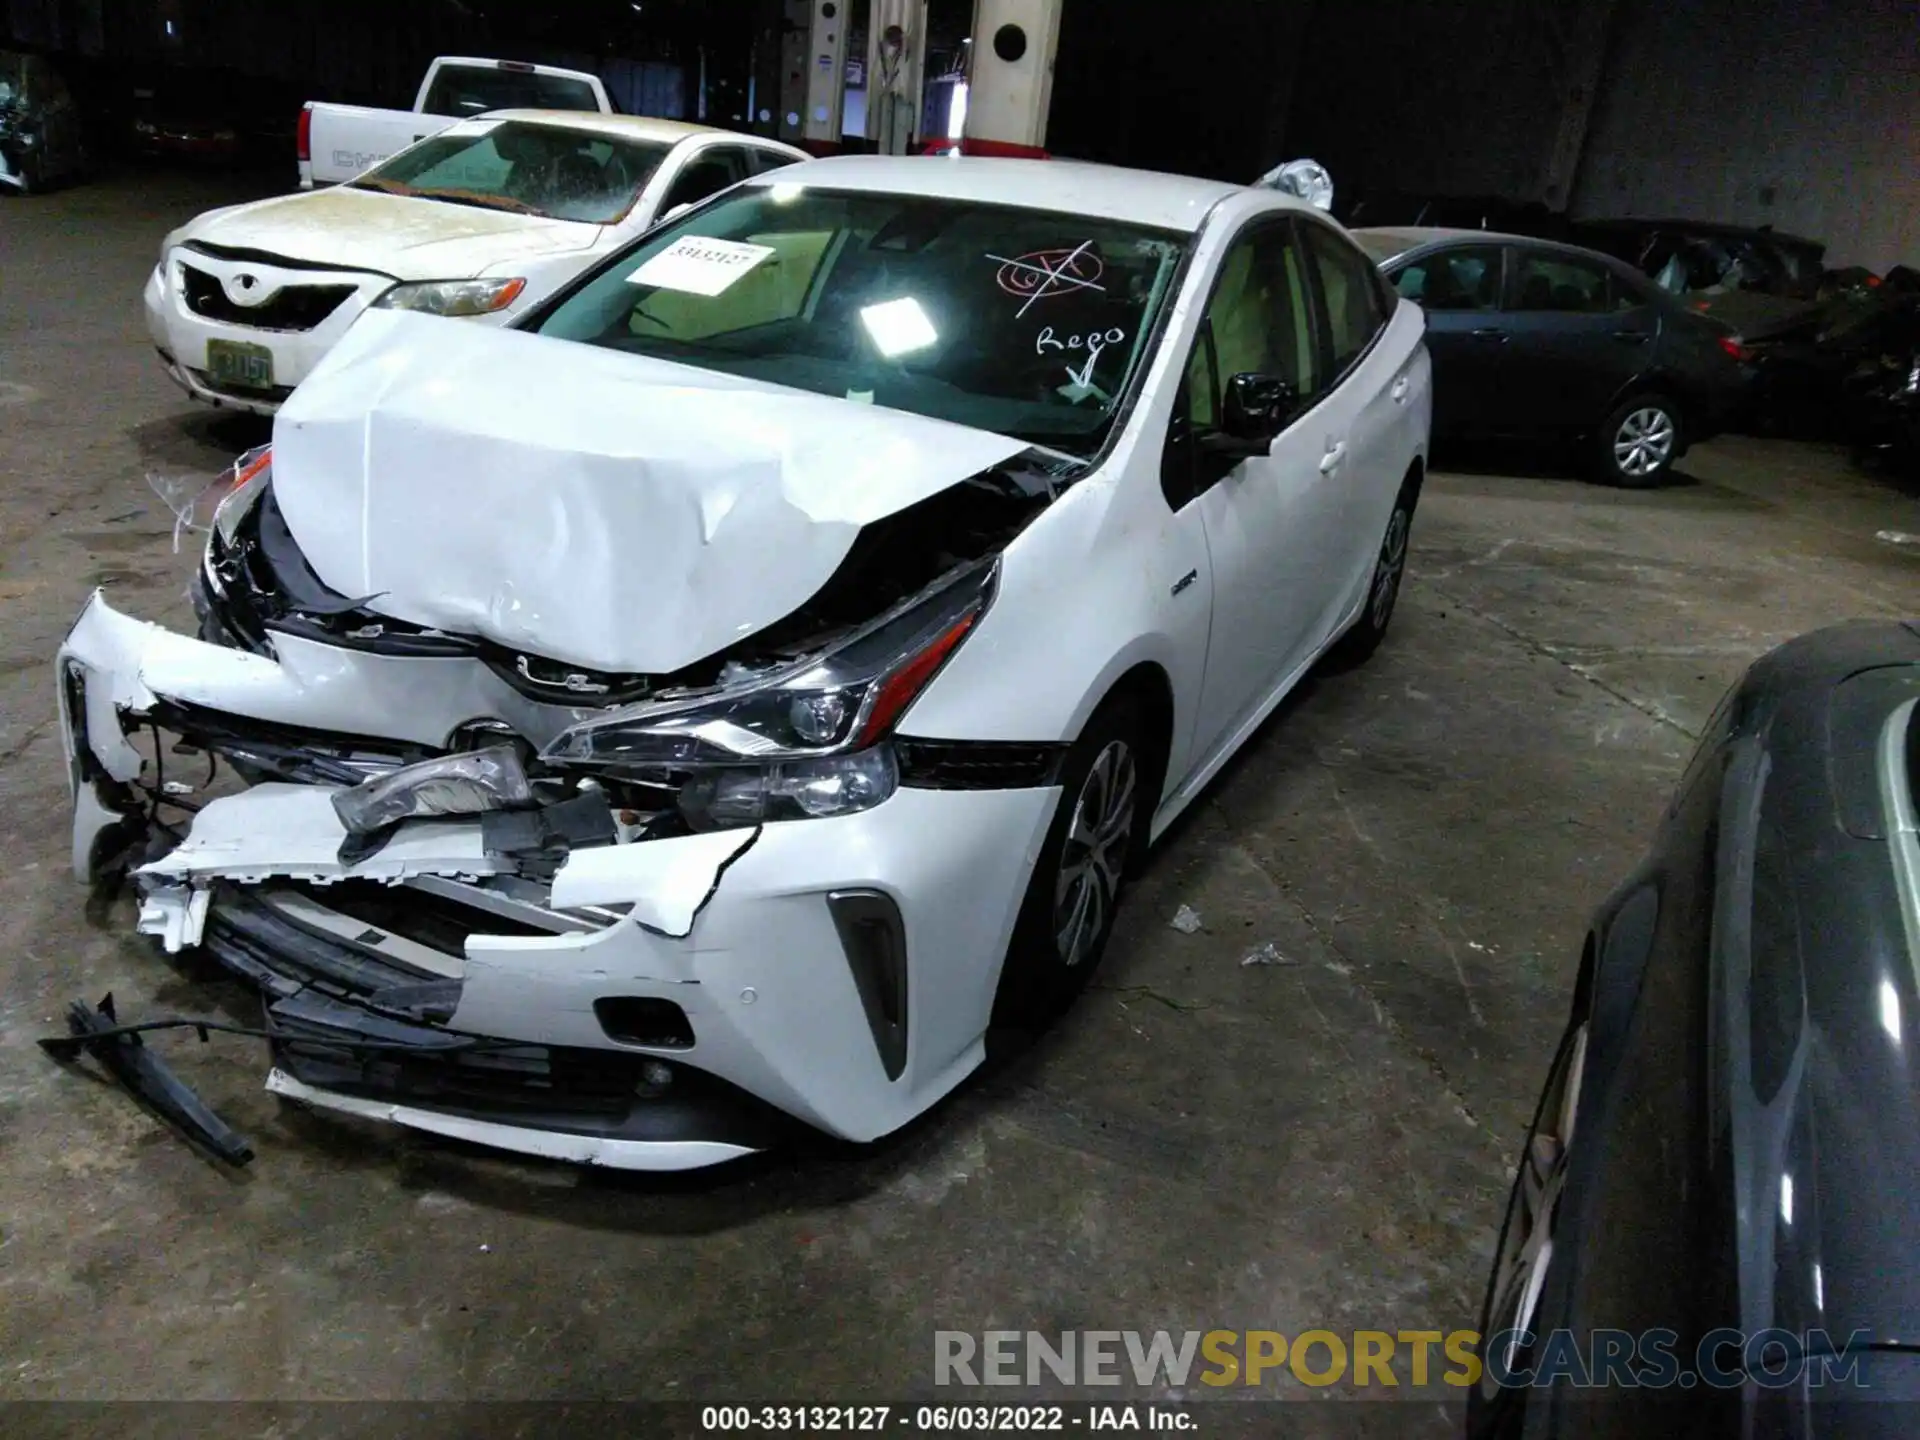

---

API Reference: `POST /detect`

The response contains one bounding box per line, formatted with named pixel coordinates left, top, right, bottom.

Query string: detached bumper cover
left=55, top=591, right=1058, bottom=1168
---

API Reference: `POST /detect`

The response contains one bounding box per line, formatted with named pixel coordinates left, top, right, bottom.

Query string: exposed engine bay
left=54, top=431, right=1078, bottom=1166
left=153, top=442, right=1073, bottom=859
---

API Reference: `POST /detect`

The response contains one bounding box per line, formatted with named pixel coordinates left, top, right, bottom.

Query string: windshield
left=532, top=186, right=1188, bottom=457
left=353, top=121, right=669, bottom=224
left=422, top=65, right=600, bottom=117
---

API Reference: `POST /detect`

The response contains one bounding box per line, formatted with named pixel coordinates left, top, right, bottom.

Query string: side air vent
left=827, top=889, right=909, bottom=1081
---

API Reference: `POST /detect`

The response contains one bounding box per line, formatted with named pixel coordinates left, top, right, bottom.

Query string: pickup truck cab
left=150, top=112, right=807, bottom=414
left=298, top=56, right=611, bottom=189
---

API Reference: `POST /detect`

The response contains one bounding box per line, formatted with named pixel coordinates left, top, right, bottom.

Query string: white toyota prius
left=60, top=155, right=1431, bottom=1170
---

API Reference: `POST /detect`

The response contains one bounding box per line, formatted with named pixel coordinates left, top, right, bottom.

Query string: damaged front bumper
left=56, top=590, right=1058, bottom=1169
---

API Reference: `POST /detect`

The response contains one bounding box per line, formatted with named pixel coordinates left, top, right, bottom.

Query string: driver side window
left=661, top=147, right=749, bottom=213
left=1162, top=223, right=1316, bottom=508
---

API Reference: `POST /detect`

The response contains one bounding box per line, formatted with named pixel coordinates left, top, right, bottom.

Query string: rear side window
left=1512, top=251, right=1620, bottom=313
left=422, top=66, right=600, bottom=117
left=1301, top=221, right=1386, bottom=374
left=750, top=149, right=800, bottom=176
left=1390, top=245, right=1501, bottom=310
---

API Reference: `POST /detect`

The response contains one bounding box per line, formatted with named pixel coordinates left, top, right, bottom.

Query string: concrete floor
left=1, top=171, right=1916, bottom=1424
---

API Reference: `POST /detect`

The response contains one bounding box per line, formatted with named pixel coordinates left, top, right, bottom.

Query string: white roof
left=753, top=155, right=1253, bottom=233
left=477, top=110, right=740, bottom=146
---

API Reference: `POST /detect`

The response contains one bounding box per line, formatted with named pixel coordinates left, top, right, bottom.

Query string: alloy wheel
left=1480, top=1022, right=1587, bottom=1400
left=1053, top=739, right=1137, bottom=968
left=1370, top=503, right=1411, bottom=632
left=1613, top=407, right=1675, bottom=478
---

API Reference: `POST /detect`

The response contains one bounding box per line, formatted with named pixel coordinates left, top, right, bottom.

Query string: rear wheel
left=1325, top=479, right=1417, bottom=668
left=1595, top=394, right=1680, bottom=487
left=992, top=699, right=1147, bottom=1028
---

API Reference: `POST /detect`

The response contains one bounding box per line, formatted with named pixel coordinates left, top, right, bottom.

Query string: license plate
left=206, top=338, right=274, bottom=391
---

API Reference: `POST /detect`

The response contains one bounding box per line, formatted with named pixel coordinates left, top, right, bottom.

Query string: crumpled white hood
left=271, top=311, right=1029, bottom=674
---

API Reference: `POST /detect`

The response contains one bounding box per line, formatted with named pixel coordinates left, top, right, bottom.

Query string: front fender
left=896, top=452, right=1210, bottom=795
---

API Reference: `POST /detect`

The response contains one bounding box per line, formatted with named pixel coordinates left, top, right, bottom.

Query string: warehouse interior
left=2, top=0, right=1918, bottom=1432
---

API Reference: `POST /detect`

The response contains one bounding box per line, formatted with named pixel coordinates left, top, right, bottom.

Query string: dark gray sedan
left=1353, top=227, right=1752, bottom=486
left=1471, top=621, right=1920, bottom=1438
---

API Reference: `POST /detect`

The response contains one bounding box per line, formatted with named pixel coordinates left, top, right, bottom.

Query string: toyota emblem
left=224, top=272, right=271, bottom=307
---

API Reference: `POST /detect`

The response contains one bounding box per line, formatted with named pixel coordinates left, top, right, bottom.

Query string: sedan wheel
left=1478, top=1022, right=1587, bottom=1407
left=994, top=700, right=1148, bottom=1027
left=1326, top=482, right=1418, bottom=669
left=1053, top=739, right=1137, bottom=968
left=1597, top=396, right=1680, bottom=487
left=1369, top=504, right=1411, bottom=634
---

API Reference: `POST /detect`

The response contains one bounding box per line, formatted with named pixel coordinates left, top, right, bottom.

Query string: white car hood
left=179, top=187, right=602, bottom=278
left=271, top=311, right=1030, bottom=674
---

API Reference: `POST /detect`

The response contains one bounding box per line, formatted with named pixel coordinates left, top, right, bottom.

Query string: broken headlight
left=677, top=748, right=899, bottom=830
left=542, top=559, right=996, bottom=828
left=332, top=745, right=534, bottom=835
left=213, top=445, right=274, bottom=545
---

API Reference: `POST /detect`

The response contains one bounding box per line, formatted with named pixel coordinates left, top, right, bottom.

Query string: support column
left=1538, top=0, right=1620, bottom=209
left=776, top=0, right=811, bottom=146
left=960, top=0, right=1064, bottom=157
left=800, top=0, right=851, bottom=152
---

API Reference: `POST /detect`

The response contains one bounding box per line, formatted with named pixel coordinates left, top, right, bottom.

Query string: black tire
left=991, top=698, right=1149, bottom=1028
left=1325, top=478, right=1417, bottom=669
left=1594, top=393, right=1682, bottom=487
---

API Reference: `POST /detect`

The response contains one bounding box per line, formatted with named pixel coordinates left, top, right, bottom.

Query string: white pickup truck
left=297, top=56, right=612, bottom=189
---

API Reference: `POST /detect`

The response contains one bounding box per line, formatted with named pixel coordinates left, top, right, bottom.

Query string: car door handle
left=1611, top=330, right=1652, bottom=345
left=1470, top=327, right=1510, bottom=343
left=1391, top=375, right=1409, bottom=403
left=1319, top=440, right=1347, bottom=475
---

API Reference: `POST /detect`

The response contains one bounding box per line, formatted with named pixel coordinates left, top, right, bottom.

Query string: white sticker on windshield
left=628, top=237, right=775, bottom=296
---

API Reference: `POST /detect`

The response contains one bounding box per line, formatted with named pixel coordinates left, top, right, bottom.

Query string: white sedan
left=143, top=111, right=805, bottom=414
left=63, top=155, right=1431, bottom=1169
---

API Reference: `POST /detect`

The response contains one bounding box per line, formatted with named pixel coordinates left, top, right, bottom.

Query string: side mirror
left=1205, top=372, right=1297, bottom=458
left=661, top=201, right=693, bottom=222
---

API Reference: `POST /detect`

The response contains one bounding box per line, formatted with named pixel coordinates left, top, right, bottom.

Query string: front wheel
left=992, top=699, right=1147, bottom=1028
left=1595, top=394, right=1681, bottom=487
left=1467, top=1015, right=1588, bottom=1438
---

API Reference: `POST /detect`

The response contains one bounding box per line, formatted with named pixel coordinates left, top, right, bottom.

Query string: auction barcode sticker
left=629, top=237, right=775, bottom=296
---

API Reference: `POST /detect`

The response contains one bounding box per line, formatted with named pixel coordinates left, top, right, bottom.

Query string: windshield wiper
left=349, top=179, right=540, bottom=215
left=406, top=187, right=540, bottom=215
left=348, top=177, right=420, bottom=198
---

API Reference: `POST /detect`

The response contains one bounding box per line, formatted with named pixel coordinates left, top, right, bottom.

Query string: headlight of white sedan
left=543, top=559, right=997, bottom=830
left=371, top=277, right=527, bottom=317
